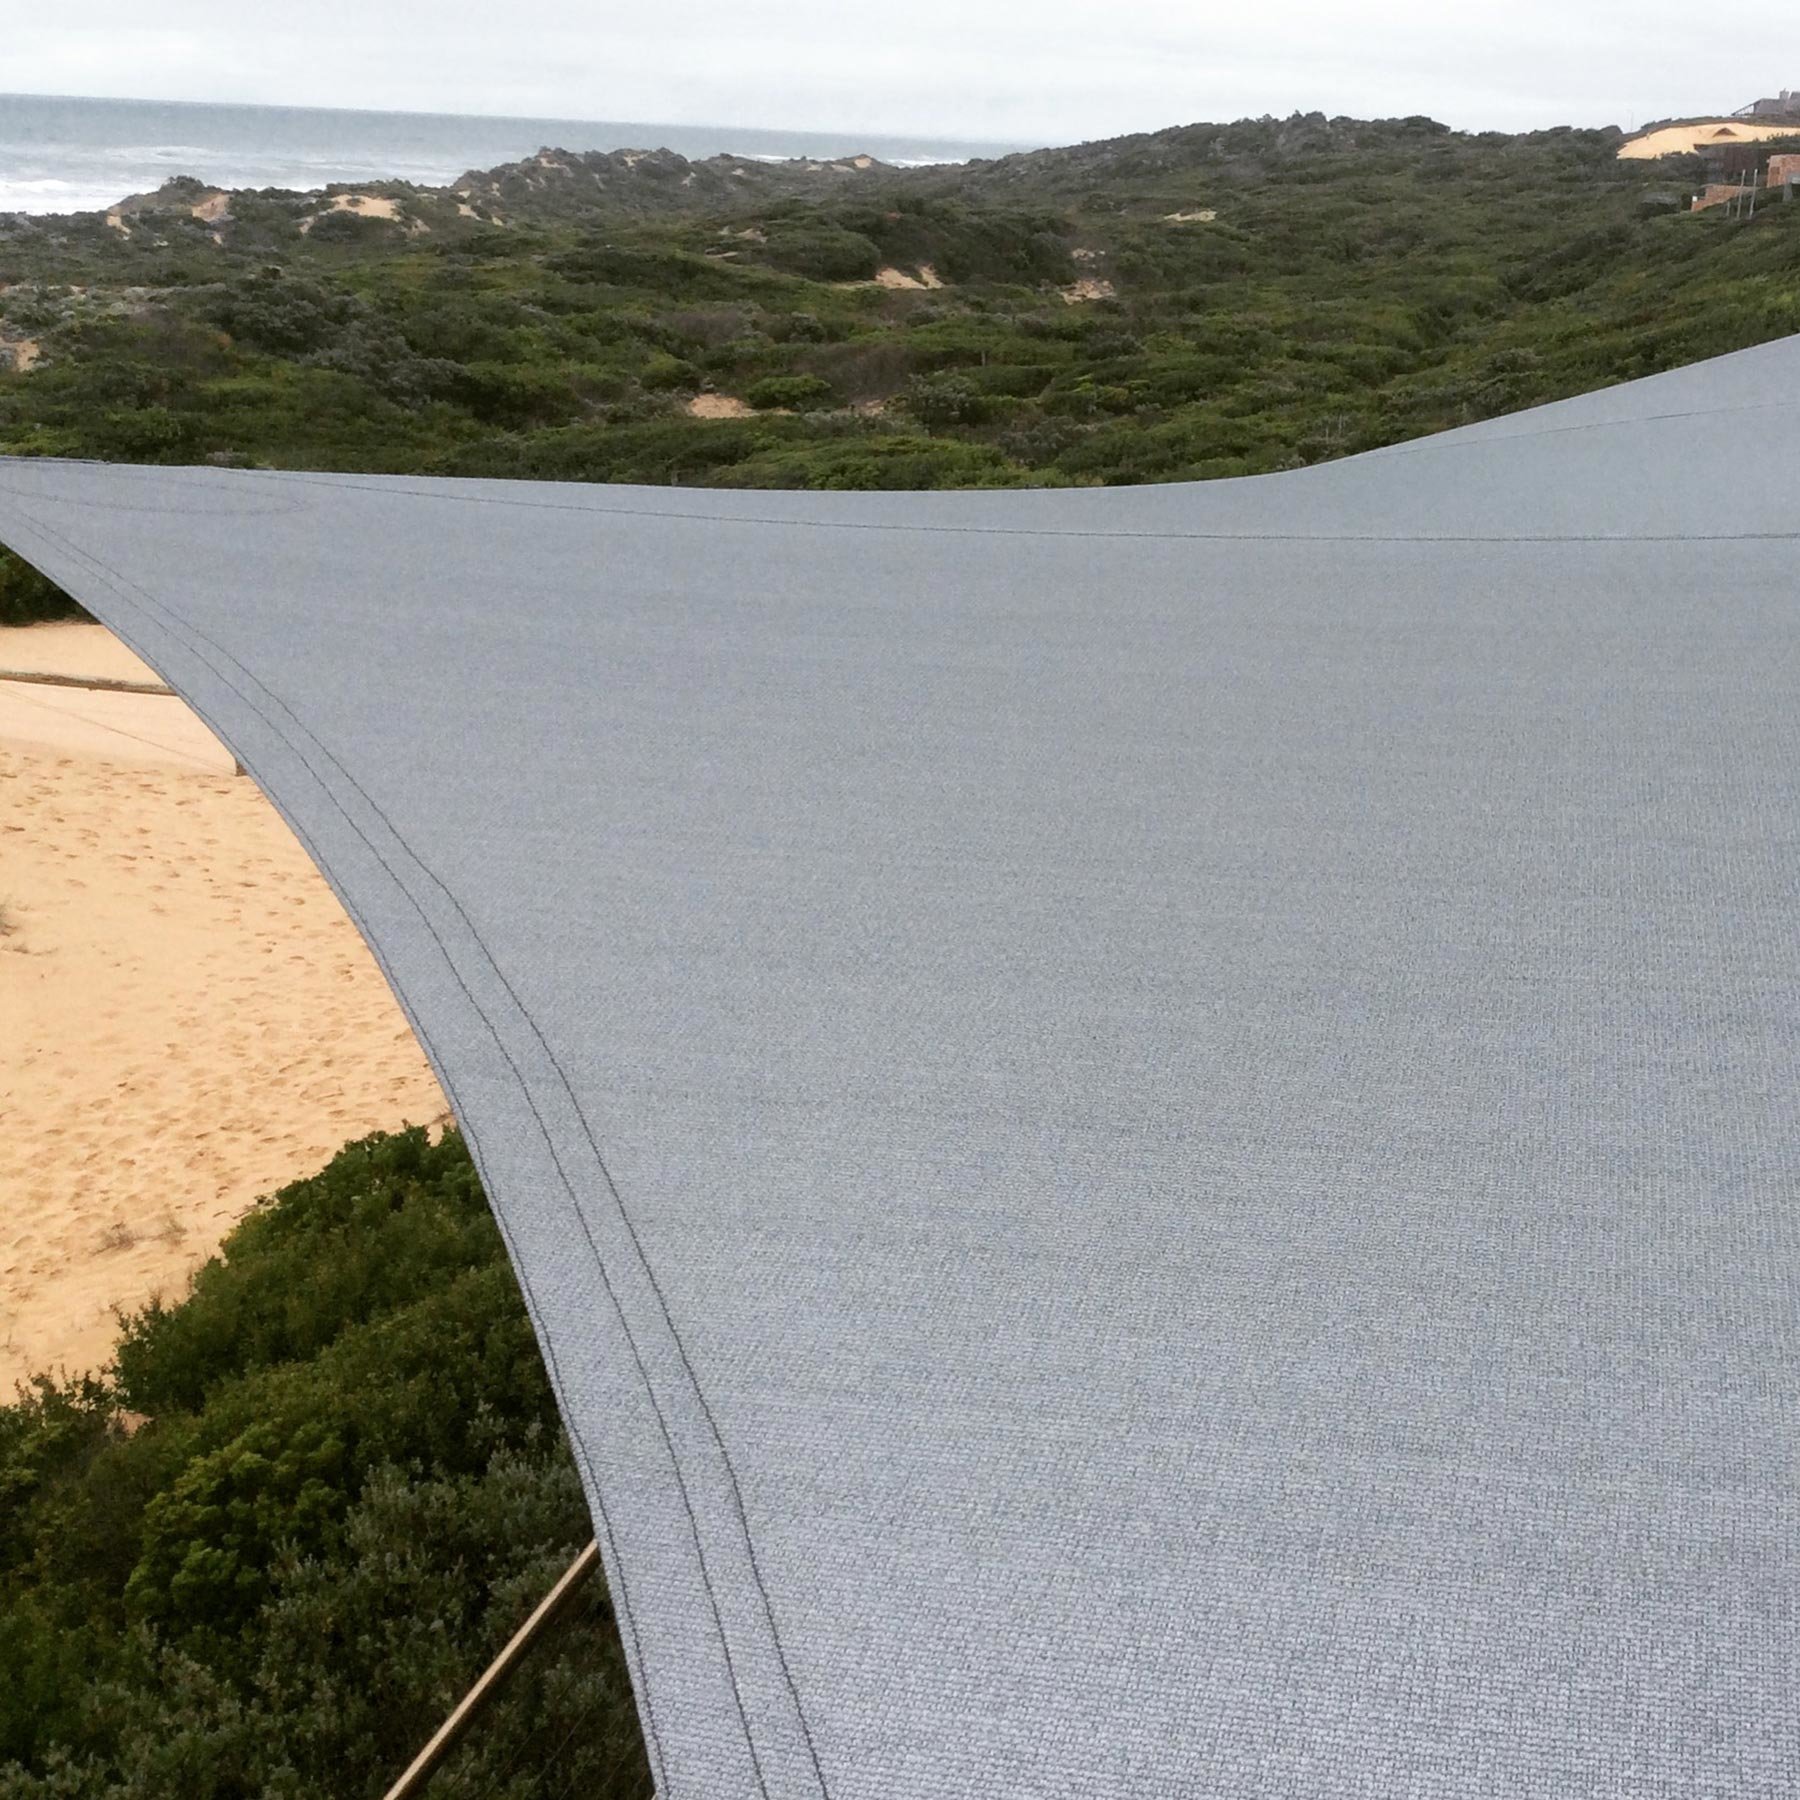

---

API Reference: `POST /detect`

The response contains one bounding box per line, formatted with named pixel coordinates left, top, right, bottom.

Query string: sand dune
left=1618, top=119, right=1800, bottom=158
left=1, top=623, right=446, bottom=1391
left=685, top=393, right=754, bottom=419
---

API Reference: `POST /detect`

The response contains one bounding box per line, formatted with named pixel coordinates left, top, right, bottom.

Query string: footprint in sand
left=0, top=696, right=444, bottom=1390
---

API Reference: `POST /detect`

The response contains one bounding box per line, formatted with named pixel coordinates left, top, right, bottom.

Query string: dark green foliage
left=900, top=373, right=991, bottom=427
left=112, top=1130, right=499, bottom=1414
left=542, top=239, right=745, bottom=299
left=758, top=222, right=882, bottom=282
left=207, top=273, right=358, bottom=356
left=443, top=413, right=813, bottom=485
left=304, top=208, right=396, bottom=245
left=88, top=403, right=195, bottom=459
left=0, top=550, right=84, bottom=626
left=638, top=350, right=701, bottom=392
left=124, top=1418, right=351, bottom=1636
left=745, top=372, right=834, bottom=410
left=0, top=1130, right=652, bottom=1800
left=767, top=310, right=832, bottom=344
left=713, top=431, right=1018, bottom=490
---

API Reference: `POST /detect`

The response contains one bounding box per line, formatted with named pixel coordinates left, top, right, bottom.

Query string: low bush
left=745, top=372, right=835, bottom=410
left=757, top=224, right=882, bottom=283
left=898, top=372, right=991, bottom=427
left=0, top=1129, right=652, bottom=1800
left=0, top=549, right=84, bottom=626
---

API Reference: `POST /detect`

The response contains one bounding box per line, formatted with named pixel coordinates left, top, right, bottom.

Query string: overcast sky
left=7, top=3, right=1789, bottom=142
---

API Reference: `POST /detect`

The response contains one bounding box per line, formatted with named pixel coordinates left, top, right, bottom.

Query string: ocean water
left=0, top=92, right=1030, bottom=216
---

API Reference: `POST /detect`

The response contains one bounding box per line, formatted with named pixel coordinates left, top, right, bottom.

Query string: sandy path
left=1, top=624, right=447, bottom=1390
left=0, top=620, right=160, bottom=684
left=0, top=679, right=236, bottom=773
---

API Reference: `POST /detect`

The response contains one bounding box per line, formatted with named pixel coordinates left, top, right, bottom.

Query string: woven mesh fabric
left=4, top=337, right=1799, bottom=1797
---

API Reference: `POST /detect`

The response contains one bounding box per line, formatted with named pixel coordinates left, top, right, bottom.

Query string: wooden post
left=0, top=667, right=176, bottom=696
left=381, top=1541, right=602, bottom=1800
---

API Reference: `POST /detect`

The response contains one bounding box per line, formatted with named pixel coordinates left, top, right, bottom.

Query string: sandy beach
left=1, top=621, right=447, bottom=1392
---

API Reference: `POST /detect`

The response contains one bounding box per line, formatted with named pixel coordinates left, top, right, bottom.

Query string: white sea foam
left=737, top=150, right=968, bottom=168
left=0, top=176, right=134, bottom=215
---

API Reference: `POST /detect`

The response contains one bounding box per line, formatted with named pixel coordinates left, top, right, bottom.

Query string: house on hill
left=1735, top=90, right=1800, bottom=118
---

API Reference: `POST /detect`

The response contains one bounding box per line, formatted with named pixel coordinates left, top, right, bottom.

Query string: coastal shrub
left=443, top=415, right=809, bottom=485
left=395, top=303, right=518, bottom=363
left=899, top=372, right=990, bottom=427
left=996, top=412, right=1085, bottom=463
left=639, top=351, right=702, bottom=392
left=445, top=361, right=585, bottom=426
left=542, top=241, right=739, bottom=299
left=758, top=224, right=881, bottom=283
left=767, top=310, right=832, bottom=344
left=0, top=550, right=85, bottom=626
left=801, top=337, right=915, bottom=402
left=809, top=199, right=1074, bottom=286
left=88, top=405, right=194, bottom=460
left=715, top=431, right=1019, bottom=490
left=0, top=1129, right=653, bottom=1798
left=745, top=372, right=834, bottom=410
left=696, top=335, right=770, bottom=376
left=305, top=208, right=389, bottom=244
left=206, top=274, right=359, bottom=356
left=113, top=1128, right=495, bottom=1415
left=662, top=306, right=752, bottom=349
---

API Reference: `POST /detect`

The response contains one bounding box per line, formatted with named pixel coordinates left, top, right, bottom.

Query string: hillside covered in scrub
left=3, top=115, right=1796, bottom=604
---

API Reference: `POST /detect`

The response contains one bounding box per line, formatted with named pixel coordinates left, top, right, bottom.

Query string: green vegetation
left=0, top=554, right=80, bottom=628
left=0, top=1129, right=651, bottom=1799
left=3, top=114, right=1798, bottom=621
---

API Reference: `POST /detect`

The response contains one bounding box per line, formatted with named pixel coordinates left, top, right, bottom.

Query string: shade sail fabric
left=4, top=335, right=1800, bottom=1798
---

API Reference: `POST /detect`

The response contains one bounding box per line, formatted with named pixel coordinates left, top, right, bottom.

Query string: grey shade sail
left=4, top=336, right=1800, bottom=1798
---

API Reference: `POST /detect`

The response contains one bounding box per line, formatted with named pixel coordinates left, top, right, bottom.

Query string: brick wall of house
left=1766, top=153, right=1800, bottom=186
